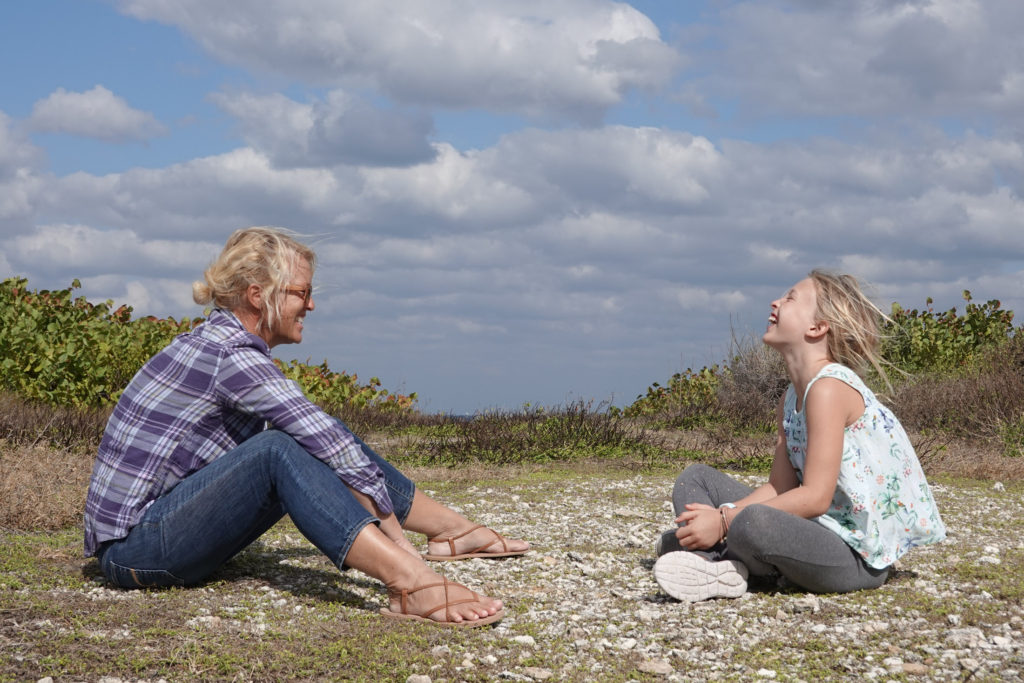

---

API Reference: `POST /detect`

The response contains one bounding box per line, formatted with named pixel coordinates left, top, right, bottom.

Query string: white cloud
left=673, top=286, right=748, bottom=312
left=38, top=148, right=348, bottom=238
left=683, top=0, right=1024, bottom=120
left=6, top=223, right=220, bottom=278
left=0, top=112, right=44, bottom=227
left=117, top=0, right=679, bottom=121
left=0, top=112, right=43, bottom=179
left=29, top=85, right=168, bottom=142
left=210, top=90, right=436, bottom=168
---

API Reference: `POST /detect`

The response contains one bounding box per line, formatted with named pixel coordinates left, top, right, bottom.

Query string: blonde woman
left=653, top=270, right=945, bottom=602
left=84, top=227, right=527, bottom=627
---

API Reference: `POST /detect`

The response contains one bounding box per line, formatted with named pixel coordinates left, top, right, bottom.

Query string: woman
left=84, top=226, right=528, bottom=627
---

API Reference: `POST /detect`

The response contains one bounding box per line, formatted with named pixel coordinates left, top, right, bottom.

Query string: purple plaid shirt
left=83, top=308, right=392, bottom=556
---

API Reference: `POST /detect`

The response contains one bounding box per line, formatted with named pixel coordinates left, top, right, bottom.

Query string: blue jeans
left=97, top=426, right=415, bottom=588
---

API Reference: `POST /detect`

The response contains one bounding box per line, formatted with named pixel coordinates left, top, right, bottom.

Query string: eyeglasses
left=284, top=286, right=313, bottom=307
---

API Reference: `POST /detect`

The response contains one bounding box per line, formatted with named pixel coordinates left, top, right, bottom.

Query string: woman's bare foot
left=382, top=565, right=504, bottom=626
left=425, top=524, right=530, bottom=560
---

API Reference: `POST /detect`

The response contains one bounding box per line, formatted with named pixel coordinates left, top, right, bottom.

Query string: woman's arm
left=348, top=487, right=421, bottom=559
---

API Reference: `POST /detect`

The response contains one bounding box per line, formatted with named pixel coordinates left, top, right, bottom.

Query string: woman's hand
left=673, top=503, right=724, bottom=550
left=377, top=513, right=421, bottom=559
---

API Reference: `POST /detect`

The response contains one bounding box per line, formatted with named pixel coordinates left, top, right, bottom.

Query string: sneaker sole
left=653, top=551, right=748, bottom=602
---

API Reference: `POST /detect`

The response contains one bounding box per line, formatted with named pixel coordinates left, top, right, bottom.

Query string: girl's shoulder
left=814, top=363, right=868, bottom=392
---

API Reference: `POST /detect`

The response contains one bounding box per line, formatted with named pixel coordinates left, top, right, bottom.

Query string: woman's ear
left=245, top=283, right=263, bottom=311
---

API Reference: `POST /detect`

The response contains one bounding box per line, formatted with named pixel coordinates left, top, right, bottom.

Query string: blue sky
left=2, top=0, right=1024, bottom=413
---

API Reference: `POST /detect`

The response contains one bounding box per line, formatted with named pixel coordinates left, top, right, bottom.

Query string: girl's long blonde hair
left=808, top=269, right=892, bottom=388
left=193, top=226, right=316, bottom=334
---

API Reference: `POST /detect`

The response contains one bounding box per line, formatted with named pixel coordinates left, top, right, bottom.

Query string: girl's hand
left=673, top=503, right=724, bottom=550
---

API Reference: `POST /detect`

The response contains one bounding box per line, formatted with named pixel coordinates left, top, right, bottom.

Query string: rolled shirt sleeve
left=218, top=347, right=393, bottom=514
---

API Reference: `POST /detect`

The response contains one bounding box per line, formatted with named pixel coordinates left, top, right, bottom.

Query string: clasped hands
left=673, top=503, right=728, bottom=550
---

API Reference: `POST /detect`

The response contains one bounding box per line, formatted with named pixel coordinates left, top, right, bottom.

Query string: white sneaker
left=653, top=551, right=748, bottom=602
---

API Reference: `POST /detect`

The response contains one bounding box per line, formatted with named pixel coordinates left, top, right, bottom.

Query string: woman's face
left=266, top=258, right=314, bottom=348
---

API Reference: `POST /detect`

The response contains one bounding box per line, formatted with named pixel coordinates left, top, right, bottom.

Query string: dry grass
left=892, top=334, right=1024, bottom=446
left=3, top=425, right=1021, bottom=535
left=0, top=392, right=109, bottom=451
left=0, top=443, right=92, bottom=530
left=716, top=333, right=789, bottom=431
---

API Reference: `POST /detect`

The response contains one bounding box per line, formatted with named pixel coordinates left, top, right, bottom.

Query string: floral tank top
left=783, top=364, right=946, bottom=568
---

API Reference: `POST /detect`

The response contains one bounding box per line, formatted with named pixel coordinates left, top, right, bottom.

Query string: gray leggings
left=670, top=464, right=888, bottom=593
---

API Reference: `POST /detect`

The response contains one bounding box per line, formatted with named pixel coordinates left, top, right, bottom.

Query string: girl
left=653, top=270, right=945, bottom=602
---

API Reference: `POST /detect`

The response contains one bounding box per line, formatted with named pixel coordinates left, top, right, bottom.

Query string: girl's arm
left=739, top=377, right=861, bottom=519
left=675, top=396, right=796, bottom=548
left=676, top=381, right=860, bottom=548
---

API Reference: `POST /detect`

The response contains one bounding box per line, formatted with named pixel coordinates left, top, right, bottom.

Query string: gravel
left=403, top=472, right=1024, bottom=681
left=24, top=470, right=1024, bottom=681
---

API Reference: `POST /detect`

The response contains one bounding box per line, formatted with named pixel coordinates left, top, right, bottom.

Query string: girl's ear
left=807, top=319, right=830, bottom=341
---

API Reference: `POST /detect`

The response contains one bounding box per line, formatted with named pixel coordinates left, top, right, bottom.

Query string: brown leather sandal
left=379, top=577, right=504, bottom=628
left=423, top=524, right=529, bottom=561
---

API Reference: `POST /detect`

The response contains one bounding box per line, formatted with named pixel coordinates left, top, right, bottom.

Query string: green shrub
left=617, top=365, right=723, bottom=426
left=275, top=359, right=416, bottom=413
left=0, top=277, right=416, bottom=414
left=0, top=277, right=197, bottom=407
left=882, top=291, right=1015, bottom=374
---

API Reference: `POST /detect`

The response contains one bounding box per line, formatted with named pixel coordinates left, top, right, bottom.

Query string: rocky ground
left=3, top=468, right=1023, bottom=682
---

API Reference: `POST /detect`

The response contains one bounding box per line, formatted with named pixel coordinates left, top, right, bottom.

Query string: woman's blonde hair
left=808, top=269, right=892, bottom=388
left=193, top=226, right=316, bottom=334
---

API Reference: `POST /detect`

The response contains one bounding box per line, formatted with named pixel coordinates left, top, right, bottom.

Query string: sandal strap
left=427, top=525, right=509, bottom=556
left=387, top=577, right=481, bottom=621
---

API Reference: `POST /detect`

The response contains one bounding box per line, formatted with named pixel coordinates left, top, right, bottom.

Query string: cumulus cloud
left=680, top=0, right=1024, bottom=121
left=5, top=223, right=220, bottom=278
left=0, top=112, right=44, bottom=228
left=117, top=0, right=679, bottom=121
left=36, top=148, right=350, bottom=239
left=210, top=90, right=436, bottom=168
left=29, top=85, right=168, bottom=142
left=0, top=112, right=43, bottom=179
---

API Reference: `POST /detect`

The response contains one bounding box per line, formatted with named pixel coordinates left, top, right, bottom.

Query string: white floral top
left=783, top=363, right=946, bottom=569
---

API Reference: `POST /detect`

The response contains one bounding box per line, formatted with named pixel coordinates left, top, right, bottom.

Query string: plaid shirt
left=83, top=308, right=392, bottom=556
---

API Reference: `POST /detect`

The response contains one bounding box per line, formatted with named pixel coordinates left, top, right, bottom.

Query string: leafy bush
left=624, top=291, right=1019, bottom=435
left=0, top=277, right=416, bottom=415
left=416, top=400, right=651, bottom=465
left=275, top=359, right=416, bottom=413
left=615, top=366, right=723, bottom=425
left=0, top=277, right=197, bottom=407
left=882, top=291, right=1015, bottom=374
left=892, top=333, right=1024, bottom=455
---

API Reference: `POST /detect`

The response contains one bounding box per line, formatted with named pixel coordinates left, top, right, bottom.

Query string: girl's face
left=763, top=277, right=820, bottom=348
left=266, top=258, right=315, bottom=348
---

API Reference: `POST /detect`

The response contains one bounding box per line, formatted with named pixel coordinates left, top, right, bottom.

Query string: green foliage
left=883, top=291, right=1015, bottom=374
left=415, top=399, right=650, bottom=465
left=0, top=277, right=197, bottom=407
left=997, top=415, right=1024, bottom=458
left=275, top=358, right=416, bottom=413
left=0, top=277, right=416, bottom=414
left=616, top=365, right=724, bottom=425
left=625, top=292, right=1019, bottom=428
